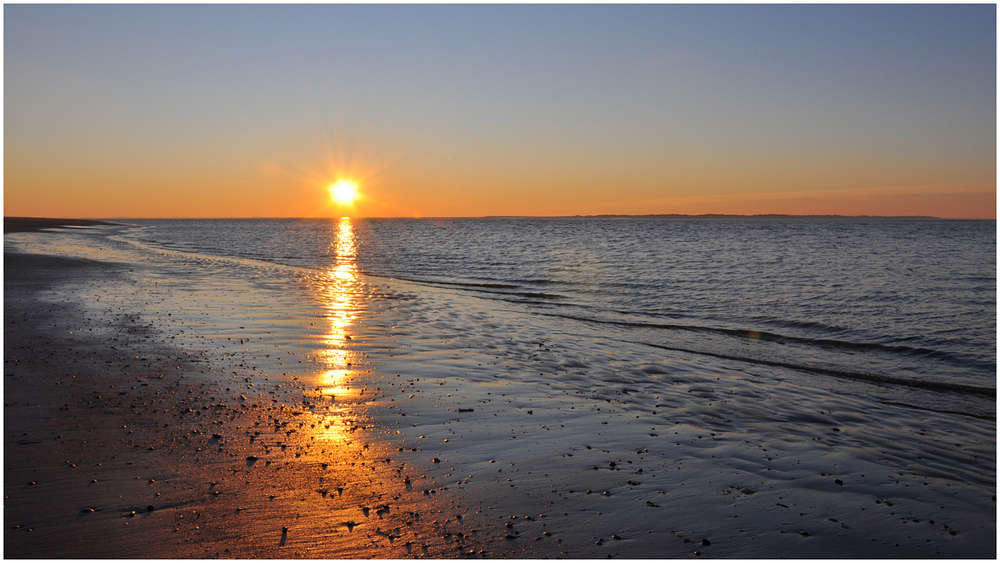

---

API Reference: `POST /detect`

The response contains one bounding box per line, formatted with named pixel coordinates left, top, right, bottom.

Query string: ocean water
left=119, top=217, right=995, bottom=393
left=9, top=217, right=995, bottom=413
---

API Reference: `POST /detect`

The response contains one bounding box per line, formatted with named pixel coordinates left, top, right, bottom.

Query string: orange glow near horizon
left=3, top=121, right=992, bottom=219
left=2, top=173, right=994, bottom=219
left=2, top=129, right=994, bottom=219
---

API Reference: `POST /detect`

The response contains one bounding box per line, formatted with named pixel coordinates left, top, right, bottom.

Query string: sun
left=329, top=180, right=360, bottom=206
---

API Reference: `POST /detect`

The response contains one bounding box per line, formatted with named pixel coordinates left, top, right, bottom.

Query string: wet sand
left=4, top=251, right=487, bottom=558
left=3, top=223, right=996, bottom=558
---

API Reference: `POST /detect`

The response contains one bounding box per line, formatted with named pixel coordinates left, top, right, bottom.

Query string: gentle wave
left=395, top=280, right=995, bottom=376
left=117, top=218, right=997, bottom=403
left=365, top=273, right=568, bottom=300
left=636, top=340, right=995, bottom=397
left=515, top=310, right=995, bottom=394
left=358, top=270, right=996, bottom=396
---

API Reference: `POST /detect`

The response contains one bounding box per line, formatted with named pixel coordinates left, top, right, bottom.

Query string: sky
left=4, top=4, right=996, bottom=219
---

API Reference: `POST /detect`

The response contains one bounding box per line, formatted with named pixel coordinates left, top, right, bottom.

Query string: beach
left=4, top=220, right=996, bottom=558
left=6, top=5, right=996, bottom=558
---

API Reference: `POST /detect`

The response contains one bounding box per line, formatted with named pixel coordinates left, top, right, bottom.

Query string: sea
left=6, top=215, right=996, bottom=556
left=12, top=217, right=996, bottom=419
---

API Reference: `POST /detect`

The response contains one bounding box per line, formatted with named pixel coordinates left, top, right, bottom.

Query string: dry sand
left=3, top=222, right=996, bottom=558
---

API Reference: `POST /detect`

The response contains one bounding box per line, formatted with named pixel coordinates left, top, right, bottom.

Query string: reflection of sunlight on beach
left=312, top=218, right=362, bottom=439
left=294, top=219, right=454, bottom=556
left=319, top=368, right=352, bottom=397
left=316, top=217, right=359, bottom=372
left=308, top=374, right=358, bottom=446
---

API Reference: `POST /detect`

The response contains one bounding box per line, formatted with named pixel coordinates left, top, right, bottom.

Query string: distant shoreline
left=8, top=214, right=995, bottom=222
left=481, top=213, right=949, bottom=219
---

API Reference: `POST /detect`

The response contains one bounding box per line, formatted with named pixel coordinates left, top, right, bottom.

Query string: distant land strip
left=4, top=217, right=118, bottom=233
left=484, top=214, right=946, bottom=219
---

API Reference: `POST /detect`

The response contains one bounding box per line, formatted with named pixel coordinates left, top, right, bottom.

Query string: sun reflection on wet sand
left=309, top=217, right=366, bottom=449
left=249, top=217, right=488, bottom=557
left=316, top=218, right=361, bottom=399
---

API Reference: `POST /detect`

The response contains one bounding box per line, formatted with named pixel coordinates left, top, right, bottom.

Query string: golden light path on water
left=313, top=217, right=363, bottom=444
left=268, top=218, right=447, bottom=557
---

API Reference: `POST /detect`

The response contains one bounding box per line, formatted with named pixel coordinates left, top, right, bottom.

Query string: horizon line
left=8, top=213, right=998, bottom=221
